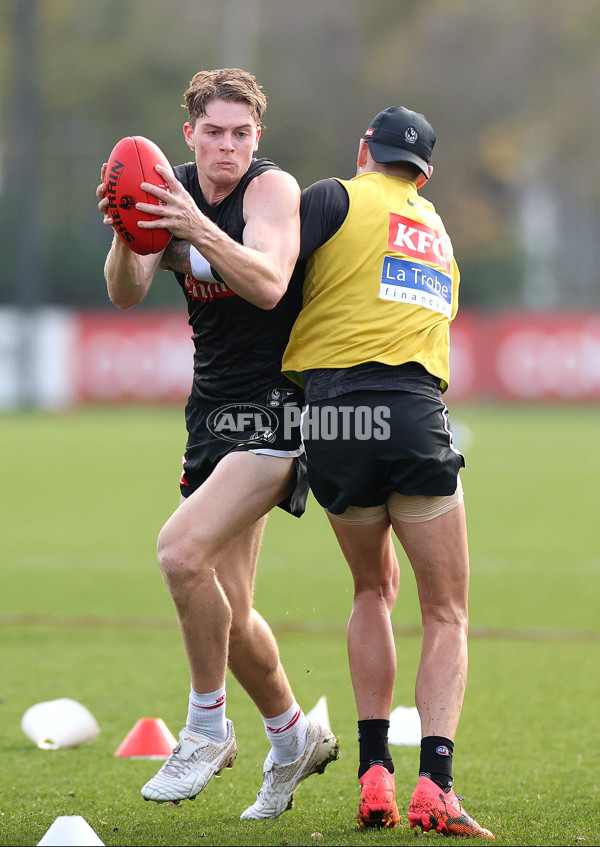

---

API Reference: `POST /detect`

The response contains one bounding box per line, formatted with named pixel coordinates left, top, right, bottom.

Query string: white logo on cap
left=405, top=127, right=418, bottom=144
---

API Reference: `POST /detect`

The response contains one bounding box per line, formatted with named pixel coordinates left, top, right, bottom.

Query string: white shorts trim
left=249, top=447, right=304, bottom=459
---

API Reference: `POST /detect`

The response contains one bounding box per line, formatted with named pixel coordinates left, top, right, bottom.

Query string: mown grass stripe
left=2, top=612, right=599, bottom=642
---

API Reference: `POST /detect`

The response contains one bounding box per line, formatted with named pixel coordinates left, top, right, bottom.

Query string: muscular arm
left=158, top=178, right=347, bottom=284
left=97, top=164, right=164, bottom=309
left=138, top=166, right=301, bottom=309
left=203, top=169, right=300, bottom=308
left=104, top=234, right=164, bottom=308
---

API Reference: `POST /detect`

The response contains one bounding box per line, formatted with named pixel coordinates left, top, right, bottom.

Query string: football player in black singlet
left=96, top=68, right=338, bottom=817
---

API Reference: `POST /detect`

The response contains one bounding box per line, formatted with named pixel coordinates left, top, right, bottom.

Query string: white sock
left=263, top=700, right=309, bottom=765
left=186, top=685, right=228, bottom=743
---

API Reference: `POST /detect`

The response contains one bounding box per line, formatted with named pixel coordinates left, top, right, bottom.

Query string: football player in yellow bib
left=284, top=106, right=494, bottom=838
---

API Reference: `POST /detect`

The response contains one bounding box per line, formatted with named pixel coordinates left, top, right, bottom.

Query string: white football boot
left=240, top=721, right=339, bottom=820
left=141, top=721, right=237, bottom=803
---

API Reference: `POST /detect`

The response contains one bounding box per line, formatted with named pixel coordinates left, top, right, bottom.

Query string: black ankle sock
left=419, top=735, right=454, bottom=791
left=357, top=719, right=394, bottom=780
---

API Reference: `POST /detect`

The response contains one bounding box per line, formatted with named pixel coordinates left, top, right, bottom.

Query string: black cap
left=364, top=106, right=436, bottom=176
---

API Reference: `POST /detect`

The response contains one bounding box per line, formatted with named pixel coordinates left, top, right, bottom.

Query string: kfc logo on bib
left=388, top=213, right=452, bottom=274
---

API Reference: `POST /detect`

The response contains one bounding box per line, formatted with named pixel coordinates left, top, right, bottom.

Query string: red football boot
left=357, top=764, right=400, bottom=829
left=408, top=775, right=494, bottom=838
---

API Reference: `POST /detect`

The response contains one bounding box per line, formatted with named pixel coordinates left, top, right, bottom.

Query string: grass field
left=1, top=404, right=599, bottom=847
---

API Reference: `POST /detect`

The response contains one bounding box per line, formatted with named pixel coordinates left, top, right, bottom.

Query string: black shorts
left=303, top=389, right=465, bottom=515
left=180, top=390, right=308, bottom=517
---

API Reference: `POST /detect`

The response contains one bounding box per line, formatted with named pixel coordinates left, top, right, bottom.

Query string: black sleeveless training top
left=172, top=158, right=303, bottom=403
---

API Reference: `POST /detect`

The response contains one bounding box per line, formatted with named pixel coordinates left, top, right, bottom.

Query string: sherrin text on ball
left=104, top=136, right=174, bottom=255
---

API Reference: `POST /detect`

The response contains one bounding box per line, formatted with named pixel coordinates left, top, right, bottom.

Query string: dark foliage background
left=1, top=0, right=599, bottom=309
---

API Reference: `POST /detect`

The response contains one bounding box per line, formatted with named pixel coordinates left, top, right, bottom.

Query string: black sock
left=357, top=719, right=394, bottom=779
left=419, top=735, right=454, bottom=791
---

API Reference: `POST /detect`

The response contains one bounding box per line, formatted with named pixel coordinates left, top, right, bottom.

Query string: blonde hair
left=183, top=68, right=267, bottom=127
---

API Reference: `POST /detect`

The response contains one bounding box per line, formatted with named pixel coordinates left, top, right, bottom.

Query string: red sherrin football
left=104, top=136, right=174, bottom=255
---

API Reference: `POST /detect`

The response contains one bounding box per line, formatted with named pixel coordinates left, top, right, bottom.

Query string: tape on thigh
left=387, top=475, right=464, bottom=523
left=326, top=503, right=388, bottom=525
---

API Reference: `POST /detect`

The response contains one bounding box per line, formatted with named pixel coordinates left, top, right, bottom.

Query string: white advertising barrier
left=0, top=308, right=76, bottom=410
left=2, top=307, right=600, bottom=408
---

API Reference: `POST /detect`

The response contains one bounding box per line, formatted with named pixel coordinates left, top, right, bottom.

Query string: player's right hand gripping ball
left=104, top=136, right=174, bottom=255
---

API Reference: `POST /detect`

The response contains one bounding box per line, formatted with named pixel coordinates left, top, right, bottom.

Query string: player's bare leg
left=213, top=512, right=297, bottom=719
left=156, top=451, right=296, bottom=699
left=390, top=502, right=469, bottom=741
left=178, top=460, right=339, bottom=822
left=326, top=513, right=400, bottom=828
left=228, top=607, right=295, bottom=717
left=141, top=452, right=298, bottom=804
left=391, top=503, right=493, bottom=837
left=326, top=514, right=399, bottom=720
left=228, top=521, right=340, bottom=823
